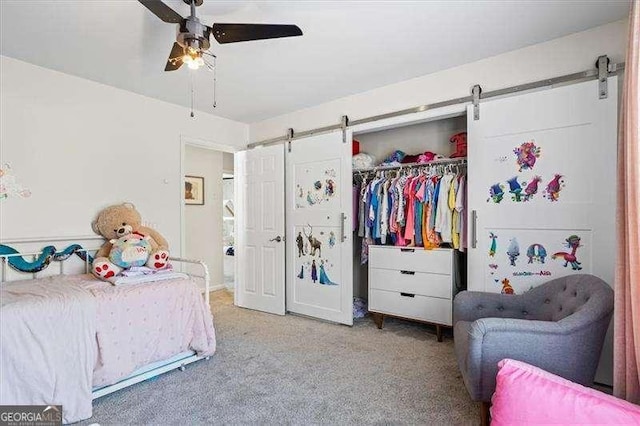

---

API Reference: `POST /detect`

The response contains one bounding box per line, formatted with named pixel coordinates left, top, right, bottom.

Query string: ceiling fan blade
left=165, top=42, right=184, bottom=71
left=138, top=0, right=183, bottom=24
left=211, top=23, right=302, bottom=44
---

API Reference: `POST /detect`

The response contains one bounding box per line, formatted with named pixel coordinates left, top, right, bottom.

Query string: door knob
left=270, top=236, right=282, bottom=243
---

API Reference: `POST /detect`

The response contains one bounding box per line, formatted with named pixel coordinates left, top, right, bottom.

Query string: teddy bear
left=91, top=203, right=169, bottom=280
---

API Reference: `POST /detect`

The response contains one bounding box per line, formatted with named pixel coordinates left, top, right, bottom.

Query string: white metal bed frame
left=0, top=242, right=211, bottom=399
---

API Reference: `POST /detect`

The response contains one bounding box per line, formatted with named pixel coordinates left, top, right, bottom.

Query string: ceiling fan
left=139, top=0, right=303, bottom=72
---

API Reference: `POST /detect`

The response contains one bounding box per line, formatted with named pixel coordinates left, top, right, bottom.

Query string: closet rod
left=247, top=59, right=625, bottom=149
left=353, top=157, right=467, bottom=174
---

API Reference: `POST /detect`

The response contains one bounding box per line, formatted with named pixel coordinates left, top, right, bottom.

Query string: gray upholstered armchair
left=454, top=274, right=613, bottom=414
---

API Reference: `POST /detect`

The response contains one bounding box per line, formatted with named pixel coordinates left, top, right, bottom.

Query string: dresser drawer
left=368, top=246, right=452, bottom=275
left=369, top=268, right=451, bottom=299
left=369, top=289, right=452, bottom=326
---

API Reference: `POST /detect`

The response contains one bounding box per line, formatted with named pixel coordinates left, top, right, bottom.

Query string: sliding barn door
left=235, top=145, right=286, bottom=315
left=467, top=78, right=618, bottom=384
left=467, top=78, right=617, bottom=294
left=286, top=131, right=353, bottom=325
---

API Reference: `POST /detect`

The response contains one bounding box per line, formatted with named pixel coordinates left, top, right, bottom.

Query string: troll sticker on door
left=513, top=140, right=541, bottom=172
left=486, top=230, right=590, bottom=294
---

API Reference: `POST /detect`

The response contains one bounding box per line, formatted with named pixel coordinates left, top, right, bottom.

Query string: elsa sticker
left=318, top=260, right=338, bottom=286
left=329, top=231, right=336, bottom=248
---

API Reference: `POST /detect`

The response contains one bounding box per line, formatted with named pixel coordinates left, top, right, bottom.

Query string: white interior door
left=235, top=145, right=285, bottom=315
left=467, top=78, right=618, bottom=383
left=286, top=130, right=353, bottom=325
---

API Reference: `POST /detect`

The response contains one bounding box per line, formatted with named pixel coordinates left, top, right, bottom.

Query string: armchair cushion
left=453, top=274, right=614, bottom=402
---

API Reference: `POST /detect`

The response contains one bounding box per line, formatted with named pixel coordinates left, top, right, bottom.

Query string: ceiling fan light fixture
left=138, top=0, right=302, bottom=114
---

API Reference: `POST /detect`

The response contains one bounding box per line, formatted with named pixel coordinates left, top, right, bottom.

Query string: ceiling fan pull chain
left=213, top=56, right=217, bottom=109
left=190, top=69, right=195, bottom=118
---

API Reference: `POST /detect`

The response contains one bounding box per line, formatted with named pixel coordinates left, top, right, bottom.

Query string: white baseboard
left=208, top=284, right=225, bottom=292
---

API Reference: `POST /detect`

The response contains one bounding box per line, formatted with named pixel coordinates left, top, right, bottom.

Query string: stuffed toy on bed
left=91, top=203, right=169, bottom=280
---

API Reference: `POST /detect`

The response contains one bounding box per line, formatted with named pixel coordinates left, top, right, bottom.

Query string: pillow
left=491, top=359, right=640, bottom=425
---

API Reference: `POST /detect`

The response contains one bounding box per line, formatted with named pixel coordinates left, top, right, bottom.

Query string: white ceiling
left=0, top=1, right=629, bottom=123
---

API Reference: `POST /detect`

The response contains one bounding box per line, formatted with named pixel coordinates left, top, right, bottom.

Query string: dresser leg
left=436, top=325, right=443, bottom=342
left=372, top=313, right=385, bottom=329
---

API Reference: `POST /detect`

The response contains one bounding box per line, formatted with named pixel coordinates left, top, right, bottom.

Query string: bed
left=0, top=239, right=216, bottom=424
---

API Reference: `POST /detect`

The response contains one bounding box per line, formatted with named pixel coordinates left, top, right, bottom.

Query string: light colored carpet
left=84, top=290, right=478, bottom=425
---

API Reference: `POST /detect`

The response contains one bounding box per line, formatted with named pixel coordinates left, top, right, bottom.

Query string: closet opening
left=352, top=111, right=468, bottom=340
left=181, top=138, right=237, bottom=296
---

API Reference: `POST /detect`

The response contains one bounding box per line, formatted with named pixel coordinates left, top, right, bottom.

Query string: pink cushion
left=491, top=359, right=640, bottom=425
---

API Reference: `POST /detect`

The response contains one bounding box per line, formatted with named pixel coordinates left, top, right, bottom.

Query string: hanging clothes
left=354, top=163, right=466, bottom=259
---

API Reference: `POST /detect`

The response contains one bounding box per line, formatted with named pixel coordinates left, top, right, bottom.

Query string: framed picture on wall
left=185, top=175, right=204, bottom=205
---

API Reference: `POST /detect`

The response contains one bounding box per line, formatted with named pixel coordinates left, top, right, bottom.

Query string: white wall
left=249, top=20, right=628, bottom=141
left=0, top=56, right=248, bottom=257
left=185, top=145, right=224, bottom=287
left=222, top=152, right=234, bottom=174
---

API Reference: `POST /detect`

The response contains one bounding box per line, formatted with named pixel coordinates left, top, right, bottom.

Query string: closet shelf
left=353, top=157, right=466, bottom=173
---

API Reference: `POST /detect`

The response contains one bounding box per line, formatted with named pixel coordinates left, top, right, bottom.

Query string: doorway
left=181, top=136, right=237, bottom=293
left=222, top=160, right=235, bottom=289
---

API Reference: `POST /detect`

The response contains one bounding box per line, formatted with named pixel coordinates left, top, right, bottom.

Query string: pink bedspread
left=1, top=275, right=97, bottom=424
left=1, top=274, right=216, bottom=423
left=80, top=275, right=216, bottom=387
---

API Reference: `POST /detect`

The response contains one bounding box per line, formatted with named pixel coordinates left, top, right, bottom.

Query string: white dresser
left=368, top=245, right=461, bottom=341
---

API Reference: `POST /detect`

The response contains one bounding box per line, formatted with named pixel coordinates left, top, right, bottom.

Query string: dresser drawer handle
left=400, top=270, right=415, bottom=275
left=400, top=292, right=415, bottom=298
left=400, top=248, right=415, bottom=253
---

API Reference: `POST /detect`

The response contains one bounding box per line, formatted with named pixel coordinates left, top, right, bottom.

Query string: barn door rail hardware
left=341, top=115, right=349, bottom=143
left=248, top=55, right=624, bottom=149
left=472, top=84, right=482, bottom=121
left=286, top=128, right=294, bottom=153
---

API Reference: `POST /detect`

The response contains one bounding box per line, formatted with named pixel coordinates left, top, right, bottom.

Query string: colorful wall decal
left=501, top=278, right=515, bottom=294
left=484, top=230, right=592, bottom=294
left=506, top=238, right=520, bottom=266
left=296, top=232, right=306, bottom=257
left=523, top=176, right=542, bottom=202
left=295, top=160, right=341, bottom=209
left=311, top=260, right=318, bottom=283
left=318, top=260, right=338, bottom=285
left=325, top=179, right=335, bottom=197
left=0, top=163, right=32, bottom=201
left=506, top=177, right=524, bottom=202
left=526, top=243, right=547, bottom=264
left=297, top=266, right=304, bottom=279
left=543, top=174, right=566, bottom=202
left=303, top=225, right=322, bottom=257
left=552, top=235, right=583, bottom=270
left=489, top=232, right=498, bottom=256
left=513, top=140, right=541, bottom=172
left=487, top=183, right=505, bottom=203
left=328, top=231, right=336, bottom=248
